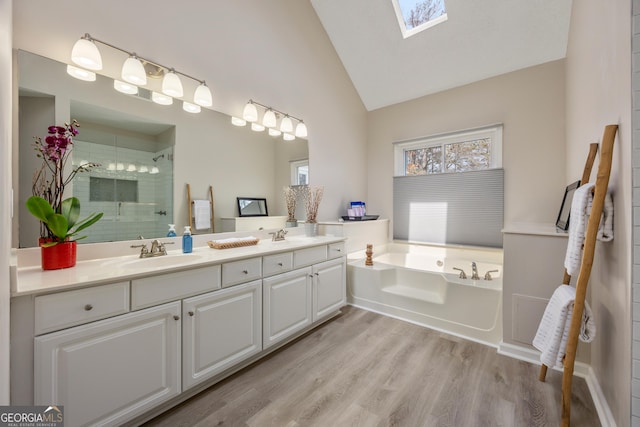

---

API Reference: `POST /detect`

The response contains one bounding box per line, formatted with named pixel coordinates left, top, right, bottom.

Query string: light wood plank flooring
left=143, top=305, right=600, bottom=427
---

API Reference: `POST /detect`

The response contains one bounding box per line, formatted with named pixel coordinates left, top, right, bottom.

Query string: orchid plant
left=27, top=120, right=103, bottom=246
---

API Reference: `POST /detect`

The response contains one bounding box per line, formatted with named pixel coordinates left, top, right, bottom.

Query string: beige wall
left=565, top=0, right=632, bottom=425
left=367, top=60, right=567, bottom=230
left=12, top=0, right=368, bottom=223
left=0, top=0, right=11, bottom=405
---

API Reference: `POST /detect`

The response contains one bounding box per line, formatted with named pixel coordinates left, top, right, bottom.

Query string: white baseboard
left=497, top=341, right=616, bottom=427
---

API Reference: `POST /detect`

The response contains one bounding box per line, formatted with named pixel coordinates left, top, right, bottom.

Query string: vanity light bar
left=70, top=33, right=213, bottom=113
left=237, top=99, right=308, bottom=140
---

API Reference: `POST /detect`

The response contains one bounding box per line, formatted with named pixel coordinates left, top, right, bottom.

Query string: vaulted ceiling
left=311, top=0, right=573, bottom=111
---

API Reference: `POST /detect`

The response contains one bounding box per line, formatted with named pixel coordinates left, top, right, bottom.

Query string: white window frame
left=290, top=159, right=309, bottom=186
left=393, top=124, right=503, bottom=177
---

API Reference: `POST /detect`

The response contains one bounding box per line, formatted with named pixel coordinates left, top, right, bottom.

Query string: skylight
left=392, top=0, right=447, bottom=38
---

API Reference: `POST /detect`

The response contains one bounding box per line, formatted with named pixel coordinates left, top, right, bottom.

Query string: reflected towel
left=564, top=183, right=595, bottom=276
left=193, top=199, right=211, bottom=230
left=532, top=285, right=596, bottom=368
left=587, top=191, right=614, bottom=242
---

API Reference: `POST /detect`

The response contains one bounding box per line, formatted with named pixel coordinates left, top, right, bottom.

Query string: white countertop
left=12, top=235, right=346, bottom=297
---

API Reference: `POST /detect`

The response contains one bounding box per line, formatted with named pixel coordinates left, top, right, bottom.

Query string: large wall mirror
left=14, top=50, right=309, bottom=248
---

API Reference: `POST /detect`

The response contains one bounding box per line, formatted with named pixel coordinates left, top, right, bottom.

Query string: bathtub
left=347, top=242, right=503, bottom=346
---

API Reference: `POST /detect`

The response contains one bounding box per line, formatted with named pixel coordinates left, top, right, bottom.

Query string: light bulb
left=66, top=65, right=96, bottom=82
left=268, top=128, right=282, bottom=137
left=280, top=116, right=293, bottom=133
left=113, top=80, right=138, bottom=95
left=152, top=92, right=173, bottom=105
left=127, top=164, right=136, bottom=172
left=150, top=166, right=160, bottom=174
left=262, top=110, right=277, bottom=128
left=283, top=133, right=295, bottom=141
left=71, top=36, right=102, bottom=70
left=183, top=101, right=201, bottom=114
left=295, top=122, right=308, bottom=138
left=162, top=70, right=183, bottom=97
left=231, top=117, right=247, bottom=126
left=251, top=123, right=265, bottom=132
left=243, top=102, right=258, bottom=122
left=138, top=165, right=149, bottom=173
left=194, top=83, right=213, bottom=107
left=121, top=56, right=147, bottom=85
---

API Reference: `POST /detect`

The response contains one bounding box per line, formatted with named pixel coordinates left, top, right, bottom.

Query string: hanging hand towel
left=587, top=191, right=614, bottom=242
left=533, top=284, right=596, bottom=368
left=564, top=183, right=595, bottom=276
left=193, top=199, right=211, bottom=230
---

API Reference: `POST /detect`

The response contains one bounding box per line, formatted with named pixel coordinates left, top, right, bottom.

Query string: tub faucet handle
left=453, top=267, right=467, bottom=279
left=484, top=270, right=499, bottom=281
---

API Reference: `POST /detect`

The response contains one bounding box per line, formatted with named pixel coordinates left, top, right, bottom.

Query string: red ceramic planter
left=40, top=240, right=77, bottom=270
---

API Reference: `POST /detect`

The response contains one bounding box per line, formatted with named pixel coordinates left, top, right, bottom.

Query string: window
left=392, top=0, right=448, bottom=38
left=290, top=159, right=309, bottom=186
left=90, top=177, right=138, bottom=202
left=394, top=124, right=502, bottom=176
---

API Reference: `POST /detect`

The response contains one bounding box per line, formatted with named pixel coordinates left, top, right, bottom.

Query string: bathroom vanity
left=10, top=236, right=346, bottom=427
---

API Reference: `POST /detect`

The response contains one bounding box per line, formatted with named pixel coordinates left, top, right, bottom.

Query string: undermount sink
left=106, top=253, right=205, bottom=270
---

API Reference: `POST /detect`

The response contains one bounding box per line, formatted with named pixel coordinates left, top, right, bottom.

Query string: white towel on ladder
left=587, top=191, right=614, bottom=242
left=193, top=199, right=211, bottom=230
left=564, top=183, right=595, bottom=276
left=532, top=284, right=596, bottom=368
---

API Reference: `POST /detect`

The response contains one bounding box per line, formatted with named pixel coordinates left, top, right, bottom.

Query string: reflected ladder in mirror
left=187, top=184, right=214, bottom=233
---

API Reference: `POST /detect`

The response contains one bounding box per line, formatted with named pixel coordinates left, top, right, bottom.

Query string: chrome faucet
left=484, top=270, right=499, bottom=281
left=131, top=240, right=174, bottom=258
left=269, top=229, right=288, bottom=241
left=471, top=262, right=480, bottom=280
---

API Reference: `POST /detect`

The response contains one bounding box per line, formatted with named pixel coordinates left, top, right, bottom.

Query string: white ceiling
left=311, top=0, right=573, bottom=111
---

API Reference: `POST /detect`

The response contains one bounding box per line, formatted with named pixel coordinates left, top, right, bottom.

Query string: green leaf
left=45, top=213, right=69, bottom=239
left=70, top=212, right=103, bottom=235
left=25, top=196, right=54, bottom=222
left=61, top=197, right=80, bottom=228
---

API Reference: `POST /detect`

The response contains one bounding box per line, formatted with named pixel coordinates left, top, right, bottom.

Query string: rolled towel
left=564, top=183, right=595, bottom=276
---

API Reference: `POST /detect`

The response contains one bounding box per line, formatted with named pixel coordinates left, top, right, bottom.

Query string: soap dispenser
left=167, top=224, right=177, bottom=237
left=182, top=226, right=193, bottom=253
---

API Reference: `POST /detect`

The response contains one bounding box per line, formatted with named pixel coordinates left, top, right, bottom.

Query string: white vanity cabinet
left=312, top=257, right=346, bottom=321
left=263, top=267, right=313, bottom=349
left=34, top=301, right=181, bottom=427
left=182, top=280, right=262, bottom=390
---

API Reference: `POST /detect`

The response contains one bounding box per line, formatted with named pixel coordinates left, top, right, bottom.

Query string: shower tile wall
left=633, top=1, right=640, bottom=425
left=73, top=140, right=173, bottom=243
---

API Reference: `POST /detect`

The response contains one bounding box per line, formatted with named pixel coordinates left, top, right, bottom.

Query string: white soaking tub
left=347, top=242, right=503, bottom=346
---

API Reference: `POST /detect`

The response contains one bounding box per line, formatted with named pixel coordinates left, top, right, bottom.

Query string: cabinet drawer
left=327, top=242, right=346, bottom=259
left=263, top=252, right=293, bottom=277
left=34, top=282, right=130, bottom=335
left=132, top=265, right=221, bottom=310
left=293, top=245, right=327, bottom=268
left=222, top=257, right=262, bottom=288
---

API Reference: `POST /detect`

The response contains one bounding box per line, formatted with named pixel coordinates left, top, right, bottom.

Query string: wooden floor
left=143, top=306, right=600, bottom=427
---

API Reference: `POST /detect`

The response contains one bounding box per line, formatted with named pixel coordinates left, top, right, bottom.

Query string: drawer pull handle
left=84, top=304, right=93, bottom=311
left=242, top=270, right=248, bottom=274
left=173, top=315, right=180, bottom=321
left=188, top=311, right=195, bottom=317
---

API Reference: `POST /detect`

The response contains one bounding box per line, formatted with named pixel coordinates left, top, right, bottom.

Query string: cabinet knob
left=309, top=274, right=314, bottom=278
left=173, top=315, right=180, bottom=321
left=84, top=304, right=93, bottom=311
left=242, top=270, right=248, bottom=274
left=315, top=272, right=320, bottom=276
left=336, top=249, right=342, bottom=252
left=188, top=311, right=195, bottom=317
left=277, top=262, right=283, bottom=267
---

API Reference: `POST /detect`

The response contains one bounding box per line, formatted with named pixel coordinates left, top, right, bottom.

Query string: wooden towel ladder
left=186, top=183, right=215, bottom=233
left=538, top=124, right=617, bottom=426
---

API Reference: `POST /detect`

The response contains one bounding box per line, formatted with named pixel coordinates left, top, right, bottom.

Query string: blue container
left=182, top=226, right=192, bottom=253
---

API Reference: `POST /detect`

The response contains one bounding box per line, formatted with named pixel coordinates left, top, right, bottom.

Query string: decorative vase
left=40, top=240, right=77, bottom=270
left=304, top=222, right=318, bottom=237
left=286, top=220, right=298, bottom=228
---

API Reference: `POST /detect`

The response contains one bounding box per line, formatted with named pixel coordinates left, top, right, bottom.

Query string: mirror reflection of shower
left=152, top=154, right=164, bottom=162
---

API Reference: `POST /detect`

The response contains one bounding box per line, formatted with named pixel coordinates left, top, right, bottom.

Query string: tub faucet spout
left=471, top=262, right=480, bottom=280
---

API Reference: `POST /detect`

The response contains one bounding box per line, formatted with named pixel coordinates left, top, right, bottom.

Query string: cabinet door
left=312, top=257, right=346, bottom=322
left=34, top=302, right=181, bottom=427
left=263, top=267, right=312, bottom=349
left=182, top=280, right=262, bottom=390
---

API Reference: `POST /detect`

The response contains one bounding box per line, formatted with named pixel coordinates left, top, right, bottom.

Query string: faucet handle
left=453, top=267, right=467, bottom=279
left=130, top=244, right=148, bottom=257
left=484, top=270, right=499, bottom=280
